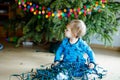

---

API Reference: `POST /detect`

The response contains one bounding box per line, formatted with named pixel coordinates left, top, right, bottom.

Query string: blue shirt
left=54, top=38, right=95, bottom=63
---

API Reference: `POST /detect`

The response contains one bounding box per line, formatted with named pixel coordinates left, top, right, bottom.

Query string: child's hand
left=88, top=63, right=95, bottom=69
left=51, top=61, right=59, bottom=67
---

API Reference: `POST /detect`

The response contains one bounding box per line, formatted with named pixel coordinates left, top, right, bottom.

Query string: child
left=52, top=20, right=95, bottom=77
left=11, top=20, right=107, bottom=80
left=32, top=20, right=106, bottom=80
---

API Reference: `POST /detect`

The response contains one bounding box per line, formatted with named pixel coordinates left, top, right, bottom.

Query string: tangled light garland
left=15, top=0, right=107, bottom=19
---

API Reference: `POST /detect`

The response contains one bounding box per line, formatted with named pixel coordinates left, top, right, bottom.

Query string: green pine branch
left=14, top=0, right=120, bottom=46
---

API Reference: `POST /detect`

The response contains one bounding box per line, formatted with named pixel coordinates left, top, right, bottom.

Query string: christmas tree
left=15, top=0, right=120, bottom=46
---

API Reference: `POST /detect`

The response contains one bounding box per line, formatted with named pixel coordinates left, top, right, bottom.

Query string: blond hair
left=67, top=20, right=86, bottom=38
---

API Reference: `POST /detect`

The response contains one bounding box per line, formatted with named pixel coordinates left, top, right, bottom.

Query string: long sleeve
left=54, top=39, right=65, bottom=62
left=81, top=40, right=95, bottom=63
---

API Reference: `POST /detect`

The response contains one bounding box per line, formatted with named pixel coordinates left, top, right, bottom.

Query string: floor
left=0, top=42, right=120, bottom=80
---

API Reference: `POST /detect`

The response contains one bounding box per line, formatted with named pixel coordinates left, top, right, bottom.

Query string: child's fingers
left=89, top=63, right=95, bottom=69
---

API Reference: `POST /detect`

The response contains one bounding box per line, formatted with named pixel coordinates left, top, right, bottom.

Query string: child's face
left=64, top=26, right=73, bottom=38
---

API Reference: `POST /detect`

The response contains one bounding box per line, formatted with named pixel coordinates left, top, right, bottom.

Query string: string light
left=17, top=0, right=107, bottom=19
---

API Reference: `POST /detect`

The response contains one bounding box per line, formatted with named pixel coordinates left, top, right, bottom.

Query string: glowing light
left=24, top=8, right=27, bottom=11
left=48, top=12, right=51, bottom=17
left=18, top=5, right=22, bottom=8
left=18, top=2, right=21, bottom=5
left=30, top=7, right=34, bottom=12
left=102, top=4, right=105, bottom=8
left=30, top=2, right=32, bottom=6
left=47, top=8, right=51, bottom=11
left=57, top=13, right=60, bottom=17
left=77, top=8, right=80, bottom=12
left=45, top=15, right=48, bottom=18
left=62, top=13, right=65, bottom=17
left=38, top=11, right=41, bottom=14
left=16, top=0, right=107, bottom=19
left=27, top=5, right=30, bottom=9
left=70, top=9, right=73, bottom=13
left=42, top=10, right=45, bottom=14
left=79, top=12, right=82, bottom=15
left=34, top=11, right=37, bottom=15
left=64, top=9, right=67, bottom=12
left=38, top=15, right=41, bottom=19
left=24, top=4, right=27, bottom=7
left=87, top=9, right=90, bottom=12
left=42, top=6, right=45, bottom=10
left=52, top=13, right=55, bottom=17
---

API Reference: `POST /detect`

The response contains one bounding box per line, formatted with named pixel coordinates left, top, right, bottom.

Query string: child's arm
left=54, top=38, right=66, bottom=62
left=52, top=40, right=65, bottom=67
left=82, top=41, right=95, bottom=63
left=81, top=40, right=96, bottom=68
left=54, top=44, right=64, bottom=62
